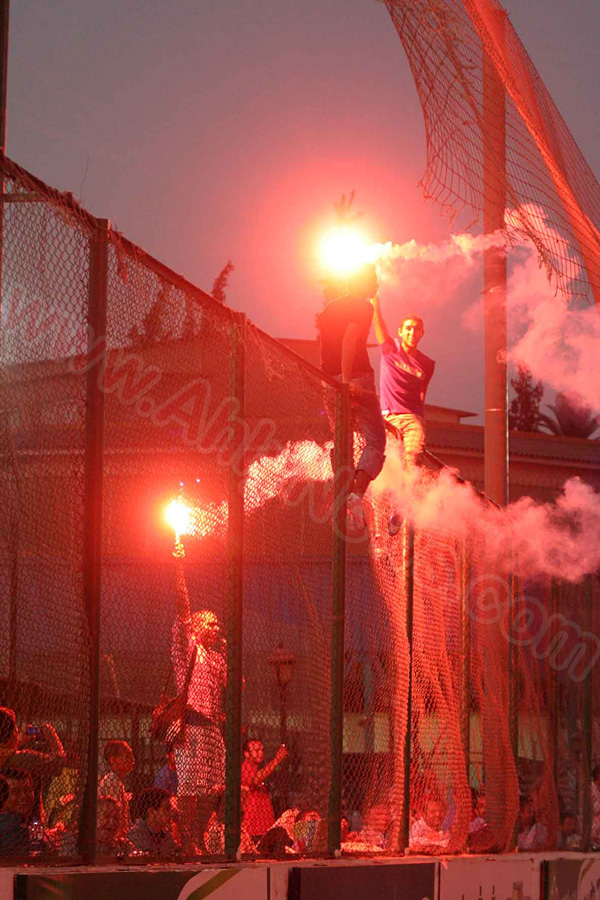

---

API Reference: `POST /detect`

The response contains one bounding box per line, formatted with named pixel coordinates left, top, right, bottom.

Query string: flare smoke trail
left=374, top=449, right=600, bottom=583
left=185, top=441, right=332, bottom=539
left=373, top=230, right=507, bottom=266
left=185, top=439, right=600, bottom=582
left=374, top=213, right=600, bottom=411
left=507, top=244, right=600, bottom=410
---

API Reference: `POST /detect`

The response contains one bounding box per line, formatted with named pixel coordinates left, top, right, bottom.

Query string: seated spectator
left=0, top=772, right=29, bottom=856
left=293, top=809, right=324, bottom=855
left=517, top=795, right=548, bottom=851
left=45, top=750, right=80, bottom=826
left=154, top=749, right=178, bottom=797
left=204, top=794, right=256, bottom=856
left=98, top=740, right=135, bottom=839
left=268, top=807, right=300, bottom=844
left=559, top=812, right=581, bottom=851
left=241, top=740, right=287, bottom=842
left=1, top=709, right=66, bottom=840
left=465, top=789, right=498, bottom=854
left=95, top=796, right=133, bottom=858
left=47, top=793, right=78, bottom=831
left=0, top=709, right=65, bottom=795
left=255, top=826, right=293, bottom=857
left=360, top=802, right=393, bottom=850
left=0, top=769, right=52, bottom=856
left=409, top=797, right=450, bottom=854
left=469, top=790, right=486, bottom=835
left=342, top=788, right=363, bottom=836
left=129, top=788, right=181, bottom=857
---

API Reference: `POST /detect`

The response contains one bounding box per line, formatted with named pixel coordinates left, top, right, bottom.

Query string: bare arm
left=173, top=542, right=191, bottom=621
left=12, top=724, right=66, bottom=778
left=40, top=723, right=66, bottom=765
left=341, top=322, right=359, bottom=384
left=371, top=293, right=390, bottom=345
left=248, top=746, right=289, bottom=785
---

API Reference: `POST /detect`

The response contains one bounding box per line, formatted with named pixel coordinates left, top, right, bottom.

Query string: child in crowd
left=98, top=741, right=135, bottom=840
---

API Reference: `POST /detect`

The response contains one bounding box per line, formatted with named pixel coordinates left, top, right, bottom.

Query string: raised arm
left=249, top=745, right=289, bottom=785
left=173, top=541, right=191, bottom=621
left=16, top=725, right=66, bottom=778
left=371, top=292, right=390, bottom=345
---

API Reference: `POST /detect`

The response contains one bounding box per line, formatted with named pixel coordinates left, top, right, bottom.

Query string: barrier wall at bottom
left=543, top=857, right=600, bottom=900
left=4, top=854, right=600, bottom=900
left=1, top=860, right=437, bottom=900
left=439, top=855, right=540, bottom=899
left=2, top=868, right=269, bottom=900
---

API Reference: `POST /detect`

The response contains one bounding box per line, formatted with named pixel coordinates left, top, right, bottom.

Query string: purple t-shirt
left=379, top=337, right=435, bottom=417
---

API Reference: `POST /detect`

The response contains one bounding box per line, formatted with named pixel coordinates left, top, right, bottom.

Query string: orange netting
left=384, top=0, right=600, bottom=305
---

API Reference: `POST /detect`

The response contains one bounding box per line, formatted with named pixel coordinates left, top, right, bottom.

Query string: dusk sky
left=8, top=0, right=600, bottom=420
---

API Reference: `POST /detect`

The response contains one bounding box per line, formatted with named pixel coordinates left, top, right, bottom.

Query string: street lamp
left=268, top=642, right=297, bottom=744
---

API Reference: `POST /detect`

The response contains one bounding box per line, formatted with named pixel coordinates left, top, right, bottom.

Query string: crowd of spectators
left=0, top=704, right=325, bottom=859
left=4, top=702, right=600, bottom=860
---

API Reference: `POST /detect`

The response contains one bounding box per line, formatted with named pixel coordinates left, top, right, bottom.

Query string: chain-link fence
left=0, top=155, right=598, bottom=865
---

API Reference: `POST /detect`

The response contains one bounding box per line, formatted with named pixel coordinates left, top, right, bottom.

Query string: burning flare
left=320, top=227, right=374, bottom=276
left=165, top=498, right=192, bottom=540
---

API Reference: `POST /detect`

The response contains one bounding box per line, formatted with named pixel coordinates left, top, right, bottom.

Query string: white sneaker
left=346, top=492, right=366, bottom=531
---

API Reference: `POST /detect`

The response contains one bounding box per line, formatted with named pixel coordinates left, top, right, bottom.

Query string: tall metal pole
left=506, top=571, right=519, bottom=851
left=483, top=16, right=508, bottom=507
left=0, top=0, right=8, bottom=156
left=0, top=0, right=9, bottom=322
left=582, top=576, right=593, bottom=851
left=224, top=311, right=245, bottom=860
left=78, top=218, right=109, bottom=864
left=327, top=383, right=350, bottom=856
left=459, top=539, right=471, bottom=783
left=399, top=521, right=415, bottom=852
left=0, top=3, right=10, bottom=675
left=508, top=575, right=519, bottom=758
left=550, top=580, right=560, bottom=795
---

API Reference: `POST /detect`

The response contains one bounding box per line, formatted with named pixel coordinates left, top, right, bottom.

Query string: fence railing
left=0, top=155, right=597, bottom=865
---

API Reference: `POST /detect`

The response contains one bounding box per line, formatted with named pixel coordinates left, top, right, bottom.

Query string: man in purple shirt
left=372, top=294, right=435, bottom=533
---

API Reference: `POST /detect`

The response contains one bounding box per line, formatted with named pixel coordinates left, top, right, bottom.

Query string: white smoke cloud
left=373, top=230, right=507, bottom=266
left=507, top=239, right=600, bottom=411
left=374, top=449, right=600, bottom=582
left=185, top=436, right=600, bottom=582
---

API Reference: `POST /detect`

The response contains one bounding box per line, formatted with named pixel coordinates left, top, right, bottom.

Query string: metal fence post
left=399, top=521, right=415, bottom=852
left=508, top=573, right=519, bottom=761
left=582, top=575, right=593, bottom=850
left=0, top=0, right=8, bottom=321
left=507, top=571, right=519, bottom=851
left=460, top=539, right=471, bottom=784
left=224, top=311, right=246, bottom=859
left=78, top=218, right=109, bottom=863
left=0, top=0, right=8, bottom=160
left=327, top=383, right=350, bottom=855
left=550, top=579, right=560, bottom=794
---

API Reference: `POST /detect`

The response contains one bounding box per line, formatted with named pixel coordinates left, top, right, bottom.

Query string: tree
left=212, top=261, right=235, bottom=304
left=539, top=392, right=600, bottom=439
left=509, top=365, right=545, bottom=432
